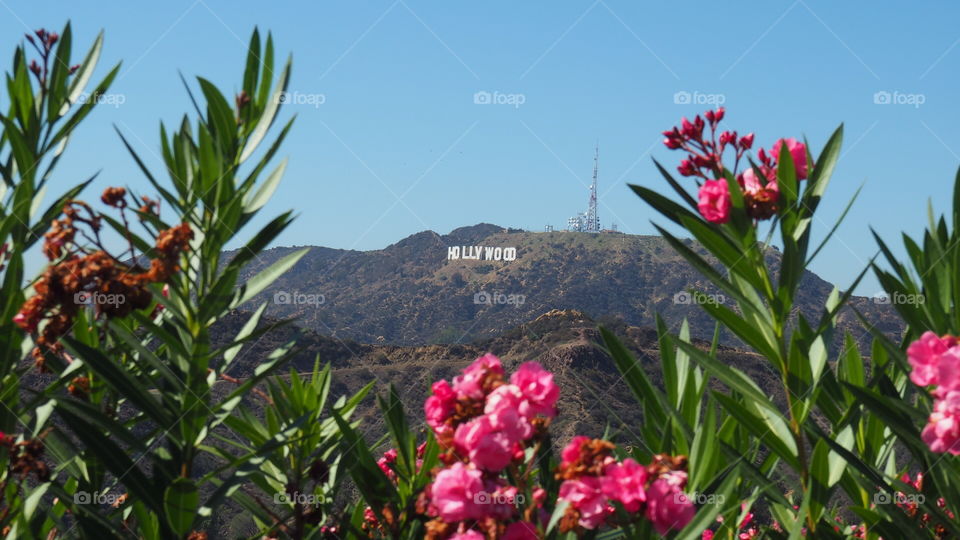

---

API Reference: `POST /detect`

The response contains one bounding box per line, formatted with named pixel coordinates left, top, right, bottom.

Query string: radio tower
left=585, top=144, right=600, bottom=232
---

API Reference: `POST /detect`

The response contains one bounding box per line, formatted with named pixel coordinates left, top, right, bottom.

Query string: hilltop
left=230, top=224, right=902, bottom=348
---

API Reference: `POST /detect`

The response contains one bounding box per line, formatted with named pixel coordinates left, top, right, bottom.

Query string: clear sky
left=3, top=0, right=959, bottom=294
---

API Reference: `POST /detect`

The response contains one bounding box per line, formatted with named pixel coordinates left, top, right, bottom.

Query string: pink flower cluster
left=662, top=108, right=809, bottom=224
left=421, top=355, right=695, bottom=538
left=907, top=331, right=960, bottom=454
left=556, top=437, right=695, bottom=534
left=425, top=354, right=559, bottom=472
left=423, top=355, right=557, bottom=538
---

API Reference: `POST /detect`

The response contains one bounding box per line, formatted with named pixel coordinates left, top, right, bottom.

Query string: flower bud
left=663, top=137, right=681, bottom=149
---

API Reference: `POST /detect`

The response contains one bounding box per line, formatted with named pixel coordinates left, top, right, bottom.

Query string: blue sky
left=3, top=1, right=960, bottom=293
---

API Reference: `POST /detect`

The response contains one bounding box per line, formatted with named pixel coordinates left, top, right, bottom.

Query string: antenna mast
left=586, top=144, right=599, bottom=232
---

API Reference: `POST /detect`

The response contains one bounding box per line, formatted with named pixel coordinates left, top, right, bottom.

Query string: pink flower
left=697, top=179, right=731, bottom=224
left=503, top=521, right=538, bottom=540
left=510, top=362, right=560, bottom=418
left=601, top=458, right=647, bottom=512
left=559, top=477, right=610, bottom=529
left=425, top=380, right=457, bottom=429
left=703, top=531, right=715, bottom=540
left=771, top=138, right=808, bottom=180
left=908, top=331, right=953, bottom=387
left=449, top=531, right=484, bottom=540
left=645, top=471, right=695, bottom=535
left=377, top=458, right=395, bottom=480
left=430, top=462, right=486, bottom=522
left=938, top=347, right=960, bottom=394
left=376, top=448, right=399, bottom=480
left=454, top=415, right=517, bottom=471
left=740, top=167, right=778, bottom=196
left=484, top=385, right=534, bottom=441
left=922, top=391, right=960, bottom=455
left=561, top=436, right=590, bottom=465
left=453, top=353, right=503, bottom=399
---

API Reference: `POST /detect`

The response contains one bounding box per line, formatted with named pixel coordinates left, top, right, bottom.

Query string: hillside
left=229, top=224, right=902, bottom=349
left=207, top=308, right=784, bottom=449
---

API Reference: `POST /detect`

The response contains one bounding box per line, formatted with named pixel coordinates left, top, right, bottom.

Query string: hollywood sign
left=447, top=246, right=517, bottom=261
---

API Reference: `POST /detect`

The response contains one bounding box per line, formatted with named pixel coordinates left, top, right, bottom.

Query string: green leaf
left=240, top=55, right=290, bottom=163
left=331, top=409, right=399, bottom=519
left=545, top=500, right=570, bottom=535
left=674, top=341, right=771, bottom=409
left=231, top=247, right=308, bottom=308
left=799, top=124, right=843, bottom=220
left=242, top=28, right=261, bottom=100
left=46, top=23, right=73, bottom=120
left=713, top=392, right=799, bottom=468
left=197, top=77, right=237, bottom=151
left=61, top=337, right=173, bottom=425
left=243, top=156, right=286, bottom=214
left=164, top=478, right=199, bottom=537
left=629, top=183, right=699, bottom=228
left=62, top=30, right=104, bottom=115
left=55, top=405, right=162, bottom=511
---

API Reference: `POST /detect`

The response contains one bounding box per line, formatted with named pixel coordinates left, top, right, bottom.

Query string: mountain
left=230, top=224, right=902, bottom=349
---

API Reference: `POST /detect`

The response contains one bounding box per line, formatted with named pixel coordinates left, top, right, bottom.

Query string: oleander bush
left=1, top=23, right=960, bottom=540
